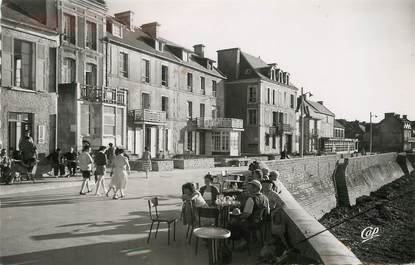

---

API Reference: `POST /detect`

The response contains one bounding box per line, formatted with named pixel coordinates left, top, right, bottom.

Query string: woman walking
left=79, top=146, right=93, bottom=195
left=94, top=146, right=107, bottom=196
left=142, top=147, right=151, bottom=179
left=110, top=148, right=130, bottom=199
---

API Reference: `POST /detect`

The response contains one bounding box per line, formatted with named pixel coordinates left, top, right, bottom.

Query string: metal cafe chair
left=195, top=207, right=220, bottom=255
left=147, top=197, right=177, bottom=245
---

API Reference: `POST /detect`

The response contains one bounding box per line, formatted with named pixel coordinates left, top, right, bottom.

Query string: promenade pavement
left=0, top=166, right=260, bottom=265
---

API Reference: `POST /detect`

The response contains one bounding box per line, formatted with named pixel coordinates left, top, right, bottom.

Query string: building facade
left=56, top=0, right=125, bottom=153
left=217, top=48, right=297, bottom=155
left=371, top=113, right=415, bottom=152
left=0, top=1, right=59, bottom=156
left=105, top=14, right=243, bottom=157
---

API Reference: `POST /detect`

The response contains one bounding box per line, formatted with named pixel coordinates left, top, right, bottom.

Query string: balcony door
left=200, top=103, right=205, bottom=118
left=85, top=63, right=97, bottom=86
left=142, top=93, right=150, bottom=109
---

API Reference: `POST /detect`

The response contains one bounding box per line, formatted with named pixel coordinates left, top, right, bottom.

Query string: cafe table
left=193, top=227, right=231, bottom=265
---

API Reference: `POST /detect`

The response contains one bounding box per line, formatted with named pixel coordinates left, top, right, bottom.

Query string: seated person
left=0, top=149, right=12, bottom=184
left=47, top=148, right=65, bottom=177
left=261, top=179, right=285, bottom=212
left=64, top=147, right=78, bottom=176
left=181, top=182, right=208, bottom=225
left=228, top=180, right=270, bottom=250
left=269, top=170, right=282, bottom=193
left=199, top=174, right=220, bottom=206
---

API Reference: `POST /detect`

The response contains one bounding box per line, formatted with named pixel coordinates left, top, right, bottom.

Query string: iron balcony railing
left=269, top=123, right=292, bottom=135
left=128, top=109, right=167, bottom=124
left=80, top=85, right=127, bottom=106
left=191, top=117, right=244, bottom=129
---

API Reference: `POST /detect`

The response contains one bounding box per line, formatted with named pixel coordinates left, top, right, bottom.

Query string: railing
left=192, top=118, right=243, bottom=129
left=269, top=123, right=292, bottom=135
left=129, top=109, right=167, bottom=124
left=80, top=85, right=127, bottom=106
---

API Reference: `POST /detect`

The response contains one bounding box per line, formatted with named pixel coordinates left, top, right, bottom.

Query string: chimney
left=114, top=11, right=134, bottom=30
left=141, top=22, right=161, bottom=39
left=193, top=44, right=205, bottom=57
left=385, top=112, right=395, bottom=119
left=317, top=101, right=324, bottom=105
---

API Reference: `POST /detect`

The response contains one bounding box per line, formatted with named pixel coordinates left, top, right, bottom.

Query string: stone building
left=297, top=97, right=335, bottom=154
left=336, top=119, right=368, bottom=152
left=372, top=113, right=415, bottom=152
left=217, top=48, right=297, bottom=155
left=105, top=13, right=243, bottom=157
left=0, top=1, right=59, bottom=156
left=56, top=0, right=121, bottom=152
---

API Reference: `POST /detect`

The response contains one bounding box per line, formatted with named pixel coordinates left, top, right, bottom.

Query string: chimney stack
left=114, top=11, right=134, bottom=31
left=141, top=22, right=161, bottom=39
left=317, top=101, right=324, bottom=105
left=193, top=44, right=205, bottom=57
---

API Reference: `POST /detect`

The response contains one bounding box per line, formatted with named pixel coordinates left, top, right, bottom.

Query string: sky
left=107, top=0, right=415, bottom=123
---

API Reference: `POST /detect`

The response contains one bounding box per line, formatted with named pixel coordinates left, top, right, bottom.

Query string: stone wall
left=335, top=153, right=404, bottom=206
left=265, top=155, right=338, bottom=219
left=173, top=158, right=215, bottom=169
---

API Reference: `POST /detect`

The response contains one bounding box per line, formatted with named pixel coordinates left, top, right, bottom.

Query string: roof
left=334, top=120, right=345, bottom=129
left=306, top=100, right=335, bottom=117
left=1, top=4, right=56, bottom=32
left=107, top=25, right=225, bottom=79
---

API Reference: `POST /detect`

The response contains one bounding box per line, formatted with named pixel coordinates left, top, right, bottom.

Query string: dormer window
left=156, top=40, right=164, bottom=52
left=113, top=24, right=122, bottom=38
left=183, top=51, right=189, bottom=62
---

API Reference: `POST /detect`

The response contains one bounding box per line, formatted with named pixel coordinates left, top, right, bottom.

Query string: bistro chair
left=195, top=207, right=220, bottom=255
left=147, top=197, right=177, bottom=245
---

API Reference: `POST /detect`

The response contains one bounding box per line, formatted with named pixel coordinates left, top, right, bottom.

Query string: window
left=267, top=88, right=270, bottom=104
left=248, top=109, right=257, bottom=125
left=200, top=76, right=205, bottom=95
left=156, top=40, right=163, bottom=51
left=273, top=111, right=278, bottom=126
left=112, top=24, right=122, bottom=38
left=85, top=63, right=97, bottom=86
left=162, top=96, right=169, bottom=118
left=119, top=52, right=128, bottom=78
left=183, top=51, right=189, bottom=62
left=265, top=134, right=270, bottom=146
left=187, top=132, right=193, bottom=151
left=290, top=94, right=295, bottom=108
left=80, top=104, right=91, bottom=135
left=161, top=65, right=168, bottom=86
left=272, top=135, right=276, bottom=149
left=272, top=90, right=275, bottom=105
left=63, top=58, right=76, bottom=83
left=63, top=14, right=75, bottom=44
left=211, top=106, right=217, bottom=119
left=248, top=86, right=256, bottom=103
left=103, top=106, right=116, bottom=135
left=212, top=80, right=217, bottom=97
left=187, top=101, right=193, bottom=119
left=187, top=73, right=193, bottom=91
left=142, top=59, right=150, bottom=83
left=212, top=132, right=230, bottom=152
left=86, top=21, right=97, bottom=50
left=200, top=103, right=205, bottom=117
left=284, top=92, right=287, bottom=106
left=142, top=93, right=150, bottom=109
left=14, top=39, right=33, bottom=89
left=278, top=112, right=284, bottom=124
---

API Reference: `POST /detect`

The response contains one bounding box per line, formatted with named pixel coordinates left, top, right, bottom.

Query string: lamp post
left=300, top=87, right=313, bottom=157
left=369, top=112, right=377, bottom=154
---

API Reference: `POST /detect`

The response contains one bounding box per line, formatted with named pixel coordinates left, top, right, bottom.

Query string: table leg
left=208, top=239, right=214, bottom=265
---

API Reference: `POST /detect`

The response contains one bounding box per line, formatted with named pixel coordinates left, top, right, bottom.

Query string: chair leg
left=195, top=237, right=199, bottom=255
left=147, top=221, right=154, bottom=244
left=167, top=223, right=171, bottom=245
left=186, top=224, right=190, bottom=239
left=188, top=226, right=193, bottom=244
left=173, top=221, right=176, bottom=241
left=155, top=222, right=160, bottom=238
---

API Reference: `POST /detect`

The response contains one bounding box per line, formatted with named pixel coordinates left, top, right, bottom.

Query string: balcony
left=191, top=118, right=243, bottom=130
left=407, top=137, right=415, bottom=143
left=128, top=109, right=167, bottom=124
left=80, top=85, right=127, bottom=106
left=269, top=124, right=293, bottom=135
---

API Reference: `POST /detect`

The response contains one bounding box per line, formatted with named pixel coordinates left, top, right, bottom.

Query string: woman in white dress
left=110, top=148, right=130, bottom=199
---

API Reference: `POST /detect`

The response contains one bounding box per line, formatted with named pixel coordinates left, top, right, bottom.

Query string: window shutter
left=38, top=125, right=45, bottom=144
left=111, top=46, right=117, bottom=75
left=97, top=23, right=104, bottom=53
left=2, top=35, right=13, bottom=87
left=78, top=16, right=85, bottom=48
left=36, top=44, right=46, bottom=91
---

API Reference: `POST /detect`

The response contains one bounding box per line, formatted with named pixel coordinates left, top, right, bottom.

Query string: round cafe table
left=193, top=227, right=231, bottom=265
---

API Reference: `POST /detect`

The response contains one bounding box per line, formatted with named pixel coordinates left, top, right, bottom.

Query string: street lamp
left=369, top=112, right=377, bottom=154
left=300, top=87, right=313, bottom=157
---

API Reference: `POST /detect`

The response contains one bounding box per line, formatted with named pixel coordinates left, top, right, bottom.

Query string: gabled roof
left=307, top=100, right=335, bottom=117
left=334, top=120, right=345, bottom=129
left=107, top=25, right=225, bottom=79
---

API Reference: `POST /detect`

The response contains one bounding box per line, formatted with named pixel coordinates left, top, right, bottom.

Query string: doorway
left=8, top=112, right=33, bottom=151
left=199, top=132, right=205, bottom=155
